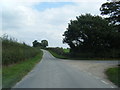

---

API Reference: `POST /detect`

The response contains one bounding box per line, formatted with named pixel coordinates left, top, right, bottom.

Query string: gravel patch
left=62, top=60, right=118, bottom=87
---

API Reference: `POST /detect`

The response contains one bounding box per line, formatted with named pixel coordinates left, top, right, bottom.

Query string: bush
left=2, top=35, right=41, bottom=66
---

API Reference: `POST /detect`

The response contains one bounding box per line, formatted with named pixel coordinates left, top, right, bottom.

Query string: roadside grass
left=48, top=50, right=68, bottom=59
left=48, top=49, right=119, bottom=60
left=106, top=67, right=120, bottom=87
left=2, top=51, right=43, bottom=88
left=47, top=47, right=120, bottom=60
left=63, top=48, right=70, bottom=53
left=1, top=34, right=44, bottom=88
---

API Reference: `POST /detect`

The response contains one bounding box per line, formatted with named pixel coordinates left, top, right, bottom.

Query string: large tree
left=32, top=40, right=41, bottom=47
left=63, top=14, right=115, bottom=55
left=32, top=40, right=48, bottom=48
left=41, top=40, right=48, bottom=48
left=100, top=0, right=120, bottom=32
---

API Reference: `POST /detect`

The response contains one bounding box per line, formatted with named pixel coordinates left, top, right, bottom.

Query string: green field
left=2, top=52, right=43, bottom=88
left=63, top=48, right=70, bottom=53
left=106, top=67, right=120, bottom=87
left=48, top=49, right=68, bottom=59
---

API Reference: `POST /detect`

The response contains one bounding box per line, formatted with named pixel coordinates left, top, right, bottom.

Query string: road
left=13, top=50, right=118, bottom=88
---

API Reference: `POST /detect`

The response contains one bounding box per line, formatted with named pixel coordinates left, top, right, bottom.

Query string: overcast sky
left=1, top=0, right=107, bottom=48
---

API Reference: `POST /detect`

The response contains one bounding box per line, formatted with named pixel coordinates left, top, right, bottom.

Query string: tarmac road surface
left=13, top=50, right=117, bottom=88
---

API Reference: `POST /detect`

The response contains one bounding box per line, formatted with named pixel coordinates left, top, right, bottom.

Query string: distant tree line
left=32, top=40, right=48, bottom=48
left=63, top=0, right=120, bottom=58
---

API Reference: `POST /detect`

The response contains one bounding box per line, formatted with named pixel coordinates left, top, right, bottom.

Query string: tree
left=100, top=0, right=120, bottom=32
left=32, top=40, right=48, bottom=48
left=63, top=14, right=115, bottom=56
left=41, top=40, right=48, bottom=48
left=33, top=40, right=41, bottom=47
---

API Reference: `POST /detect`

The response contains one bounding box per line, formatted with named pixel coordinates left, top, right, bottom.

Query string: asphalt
left=13, top=50, right=117, bottom=88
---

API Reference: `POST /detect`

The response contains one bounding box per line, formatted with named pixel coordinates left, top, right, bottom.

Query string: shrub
left=2, top=35, right=41, bottom=66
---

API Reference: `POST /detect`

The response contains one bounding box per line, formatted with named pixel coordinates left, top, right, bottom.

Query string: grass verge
left=47, top=47, right=120, bottom=60
left=105, top=67, right=120, bottom=87
left=2, top=51, right=43, bottom=88
left=48, top=50, right=119, bottom=60
left=48, top=50, right=68, bottom=59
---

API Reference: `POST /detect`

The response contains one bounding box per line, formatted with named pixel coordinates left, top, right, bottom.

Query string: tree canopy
left=41, top=40, right=48, bottom=48
left=100, top=0, right=120, bottom=32
left=63, top=14, right=119, bottom=58
left=32, top=40, right=41, bottom=47
left=32, top=40, right=48, bottom=48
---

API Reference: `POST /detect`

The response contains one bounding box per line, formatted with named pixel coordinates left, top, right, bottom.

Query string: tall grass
left=2, top=35, right=41, bottom=65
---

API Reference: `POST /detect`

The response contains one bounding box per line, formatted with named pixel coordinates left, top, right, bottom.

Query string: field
left=63, top=48, right=70, bottom=53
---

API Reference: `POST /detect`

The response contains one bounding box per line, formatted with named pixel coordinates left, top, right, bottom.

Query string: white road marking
left=101, top=80, right=109, bottom=84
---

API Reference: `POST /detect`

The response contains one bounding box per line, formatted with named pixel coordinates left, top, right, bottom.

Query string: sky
left=1, top=0, right=108, bottom=48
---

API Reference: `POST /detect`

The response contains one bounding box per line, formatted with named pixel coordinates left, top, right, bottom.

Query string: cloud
left=1, top=0, right=106, bottom=47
